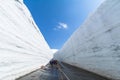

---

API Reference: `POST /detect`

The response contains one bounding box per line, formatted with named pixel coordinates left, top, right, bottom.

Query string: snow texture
left=54, top=0, right=120, bottom=80
left=0, top=0, right=53, bottom=80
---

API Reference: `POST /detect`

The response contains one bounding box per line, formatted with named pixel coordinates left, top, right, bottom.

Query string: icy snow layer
left=54, top=0, right=120, bottom=80
left=0, top=0, right=52, bottom=80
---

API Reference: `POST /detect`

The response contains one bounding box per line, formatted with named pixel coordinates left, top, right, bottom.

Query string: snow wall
left=54, top=0, right=120, bottom=80
left=0, top=0, right=53, bottom=80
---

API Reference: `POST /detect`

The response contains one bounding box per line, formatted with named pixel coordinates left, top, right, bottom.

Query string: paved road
left=16, top=65, right=60, bottom=80
left=60, top=63, right=111, bottom=80
left=16, top=63, right=111, bottom=80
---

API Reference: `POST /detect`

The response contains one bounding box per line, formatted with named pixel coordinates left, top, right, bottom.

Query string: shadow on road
left=16, top=62, right=112, bottom=80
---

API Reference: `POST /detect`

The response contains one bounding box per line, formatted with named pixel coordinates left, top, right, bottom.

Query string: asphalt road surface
left=16, top=62, right=111, bottom=80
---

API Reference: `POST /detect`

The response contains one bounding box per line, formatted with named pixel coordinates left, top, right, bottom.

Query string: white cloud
left=59, top=22, right=68, bottom=29
left=54, top=22, right=68, bottom=30
left=51, top=49, right=58, bottom=54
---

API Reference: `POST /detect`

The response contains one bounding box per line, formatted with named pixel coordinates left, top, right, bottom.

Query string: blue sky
left=24, top=0, right=104, bottom=49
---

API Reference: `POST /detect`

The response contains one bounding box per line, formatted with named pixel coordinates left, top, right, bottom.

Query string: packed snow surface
left=54, top=0, right=120, bottom=80
left=0, top=0, right=52, bottom=80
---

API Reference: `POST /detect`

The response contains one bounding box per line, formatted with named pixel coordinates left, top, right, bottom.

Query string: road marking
left=57, top=62, right=71, bottom=80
